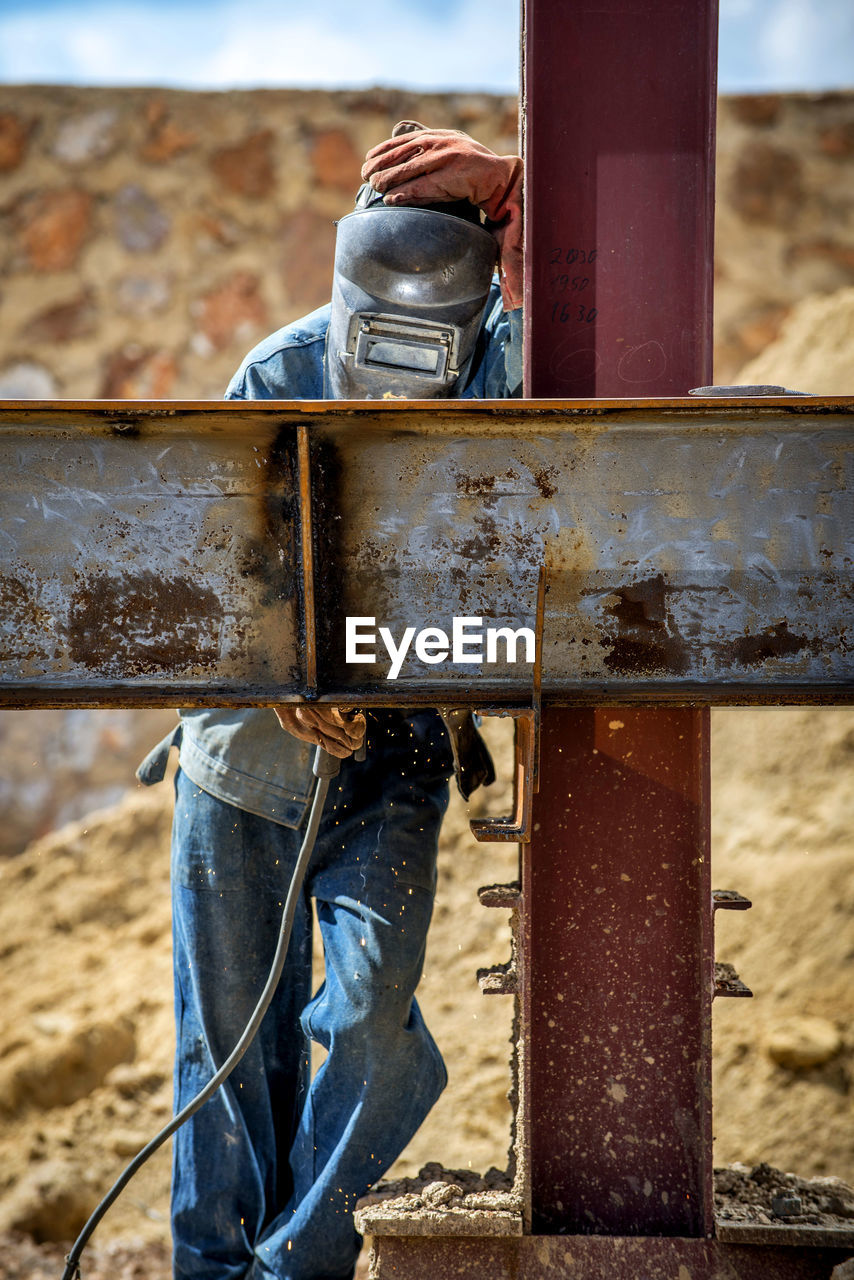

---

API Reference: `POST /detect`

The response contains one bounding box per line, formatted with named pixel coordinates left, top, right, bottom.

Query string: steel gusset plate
left=0, top=397, right=851, bottom=708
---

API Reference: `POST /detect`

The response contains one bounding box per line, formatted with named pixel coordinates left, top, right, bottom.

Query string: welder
left=138, top=120, right=523, bottom=1280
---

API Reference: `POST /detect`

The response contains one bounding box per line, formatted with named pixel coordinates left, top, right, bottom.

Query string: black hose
left=61, top=745, right=340, bottom=1280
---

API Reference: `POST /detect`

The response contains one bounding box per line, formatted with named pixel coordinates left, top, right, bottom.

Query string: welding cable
left=61, top=744, right=342, bottom=1280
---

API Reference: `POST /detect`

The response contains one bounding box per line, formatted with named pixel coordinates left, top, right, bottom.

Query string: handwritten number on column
left=549, top=248, right=598, bottom=265
left=548, top=249, right=599, bottom=323
left=551, top=303, right=598, bottom=324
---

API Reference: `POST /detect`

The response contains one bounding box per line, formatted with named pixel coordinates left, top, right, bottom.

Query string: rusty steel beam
left=0, top=400, right=303, bottom=706
left=366, top=1234, right=854, bottom=1280
left=1, top=397, right=851, bottom=708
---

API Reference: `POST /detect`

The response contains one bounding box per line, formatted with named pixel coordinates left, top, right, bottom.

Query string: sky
left=0, top=0, right=851, bottom=95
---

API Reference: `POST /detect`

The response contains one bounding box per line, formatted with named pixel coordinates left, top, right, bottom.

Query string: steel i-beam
left=1, top=398, right=851, bottom=709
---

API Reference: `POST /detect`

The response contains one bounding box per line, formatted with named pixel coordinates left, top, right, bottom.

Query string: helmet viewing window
left=352, top=313, right=454, bottom=382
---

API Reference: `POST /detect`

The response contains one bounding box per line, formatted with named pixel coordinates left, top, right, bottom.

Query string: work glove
left=361, top=120, right=523, bottom=311
left=440, top=709, right=496, bottom=800
left=274, top=705, right=366, bottom=759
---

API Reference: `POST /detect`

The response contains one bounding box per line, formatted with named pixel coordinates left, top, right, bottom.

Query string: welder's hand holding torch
left=361, top=120, right=523, bottom=311
left=274, top=706, right=366, bottom=759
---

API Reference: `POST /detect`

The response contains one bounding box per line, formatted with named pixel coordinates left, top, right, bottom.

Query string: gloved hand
left=361, top=120, right=523, bottom=311
left=274, top=705, right=366, bottom=759
left=439, top=709, right=496, bottom=800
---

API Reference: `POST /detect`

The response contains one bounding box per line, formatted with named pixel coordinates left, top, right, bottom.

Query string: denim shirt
left=138, top=290, right=522, bottom=827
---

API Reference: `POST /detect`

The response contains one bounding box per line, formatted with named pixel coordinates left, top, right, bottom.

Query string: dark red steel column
left=523, top=0, right=717, bottom=399
left=522, top=710, right=713, bottom=1234
left=521, top=0, right=718, bottom=1238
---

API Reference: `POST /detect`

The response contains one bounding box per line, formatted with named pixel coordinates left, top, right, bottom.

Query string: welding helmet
left=323, top=185, right=498, bottom=400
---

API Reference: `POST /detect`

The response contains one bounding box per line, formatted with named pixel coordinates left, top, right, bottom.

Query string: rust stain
left=307, top=429, right=396, bottom=685
left=0, top=574, right=53, bottom=662
left=533, top=466, right=558, bottom=499
left=608, top=574, right=668, bottom=630
left=455, top=471, right=497, bottom=497
left=457, top=521, right=503, bottom=562
left=600, top=575, right=689, bottom=676
left=447, top=565, right=470, bottom=609
left=253, top=425, right=299, bottom=606
left=731, top=620, right=819, bottom=667
left=68, top=571, right=223, bottom=675
left=352, top=534, right=399, bottom=576
left=603, top=636, right=688, bottom=676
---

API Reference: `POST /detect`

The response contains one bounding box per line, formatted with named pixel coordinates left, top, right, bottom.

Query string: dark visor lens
left=364, top=339, right=441, bottom=374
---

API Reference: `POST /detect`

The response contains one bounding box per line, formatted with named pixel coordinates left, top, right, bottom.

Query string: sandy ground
left=736, top=285, right=854, bottom=395
left=0, top=706, right=851, bottom=1272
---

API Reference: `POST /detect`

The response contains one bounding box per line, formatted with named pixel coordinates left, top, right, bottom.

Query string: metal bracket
left=470, top=707, right=539, bottom=843
left=712, top=888, right=754, bottom=999
left=469, top=566, right=545, bottom=843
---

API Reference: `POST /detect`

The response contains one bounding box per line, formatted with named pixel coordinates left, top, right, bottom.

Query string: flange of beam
left=0, top=398, right=851, bottom=707
left=366, top=1234, right=854, bottom=1280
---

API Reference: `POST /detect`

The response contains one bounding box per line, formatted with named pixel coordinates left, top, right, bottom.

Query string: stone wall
left=0, top=86, right=518, bottom=401
left=715, top=92, right=854, bottom=379
left=0, top=85, right=851, bottom=397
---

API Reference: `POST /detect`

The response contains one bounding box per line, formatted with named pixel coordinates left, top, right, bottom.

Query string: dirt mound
left=0, top=1233, right=171, bottom=1280
left=0, top=710, right=177, bottom=860
left=715, top=1162, right=854, bottom=1229
left=735, top=285, right=854, bottom=393
left=0, top=788, right=174, bottom=1246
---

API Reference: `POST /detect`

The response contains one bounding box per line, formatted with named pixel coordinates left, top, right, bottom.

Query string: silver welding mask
left=324, top=201, right=497, bottom=400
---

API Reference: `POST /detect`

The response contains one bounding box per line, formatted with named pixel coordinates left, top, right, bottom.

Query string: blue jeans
left=170, top=710, right=453, bottom=1280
